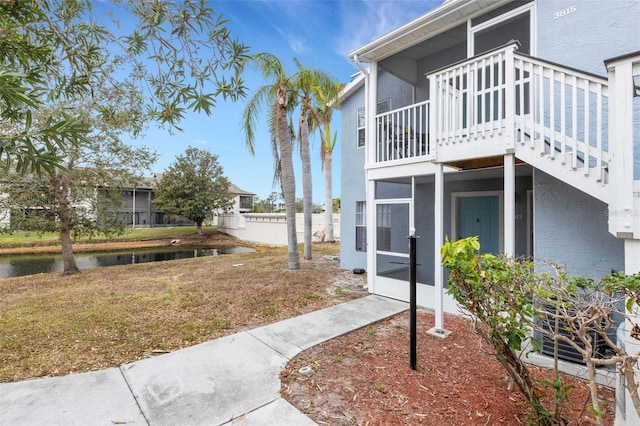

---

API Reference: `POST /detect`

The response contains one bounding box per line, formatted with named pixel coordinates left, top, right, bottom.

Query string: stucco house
left=121, top=175, right=255, bottom=227
left=338, top=0, right=639, bottom=420
left=0, top=175, right=254, bottom=230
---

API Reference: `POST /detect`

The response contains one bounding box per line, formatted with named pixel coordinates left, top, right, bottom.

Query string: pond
left=0, top=246, right=255, bottom=279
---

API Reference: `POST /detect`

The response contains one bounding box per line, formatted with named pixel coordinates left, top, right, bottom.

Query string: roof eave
left=348, top=0, right=511, bottom=63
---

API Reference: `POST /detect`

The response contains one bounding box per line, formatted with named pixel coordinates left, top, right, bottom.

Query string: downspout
left=353, top=54, right=368, bottom=76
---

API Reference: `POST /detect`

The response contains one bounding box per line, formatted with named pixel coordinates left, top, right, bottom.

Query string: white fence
left=216, top=213, right=340, bottom=246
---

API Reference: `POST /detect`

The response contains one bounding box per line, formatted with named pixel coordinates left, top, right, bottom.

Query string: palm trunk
left=300, top=100, right=312, bottom=260
left=57, top=175, right=80, bottom=274
left=323, top=149, right=334, bottom=242
left=278, top=86, right=300, bottom=270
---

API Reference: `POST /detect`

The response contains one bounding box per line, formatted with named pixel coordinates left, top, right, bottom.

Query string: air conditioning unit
left=537, top=304, right=607, bottom=365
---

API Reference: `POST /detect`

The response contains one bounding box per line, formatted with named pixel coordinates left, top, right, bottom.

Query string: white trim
left=434, top=162, right=444, bottom=331
left=451, top=190, right=504, bottom=253
left=468, top=2, right=536, bottom=57
left=504, top=153, right=515, bottom=257
left=366, top=179, right=376, bottom=293
left=376, top=251, right=410, bottom=258
left=374, top=198, right=412, bottom=204
left=526, top=189, right=533, bottom=258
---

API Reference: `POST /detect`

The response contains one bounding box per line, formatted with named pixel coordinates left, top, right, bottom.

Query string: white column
left=434, top=162, right=444, bottom=331
left=366, top=178, right=375, bottom=293
left=366, top=62, right=378, bottom=167
left=605, top=58, right=635, bottom=238
left=364, top=61, right=377, bottom=293
left=504, top=153, right=515, bottom=257
left=624, top=239, right=640, bottom=425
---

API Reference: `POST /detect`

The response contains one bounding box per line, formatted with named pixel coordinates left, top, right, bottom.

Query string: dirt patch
left=281, top=310, right=616, bottom=425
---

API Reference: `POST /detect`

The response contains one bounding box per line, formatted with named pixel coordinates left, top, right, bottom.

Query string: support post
left=504, top=153, right=515, bottom=257
left=409, top=233, right=417, bottom=370
left=624, top=239, right=640, bottom=424
left=434, top=162, right=444, bottom=331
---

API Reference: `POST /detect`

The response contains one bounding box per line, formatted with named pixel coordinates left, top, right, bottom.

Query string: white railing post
left=605, top=54, right=637, bottom=238
left=367, top=62, right=378, bottom=167
left=504, top=45, right=516, bottom=150
left=429, top=75, right=438, bottom=161
left=605, top=52, right=640, bottom=426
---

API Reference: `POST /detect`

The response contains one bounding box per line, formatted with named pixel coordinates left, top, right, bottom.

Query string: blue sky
left=132, top=0, right=443, bottom=203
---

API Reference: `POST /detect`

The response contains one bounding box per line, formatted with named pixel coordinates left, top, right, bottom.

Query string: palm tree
left=292, top=60, right=341, bottom=256
left=292, top=59, right=315, bottom=260
left=242, top=53, right=300, bottom=270
left=310, top=79, right=343, bottom=243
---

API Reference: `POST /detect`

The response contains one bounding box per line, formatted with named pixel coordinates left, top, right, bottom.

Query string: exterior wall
left=534, top=170, right=624, bottom=278
left=415, top=39, right=467, bottom=101
left=377, top=68, right=415, bottom=109
left=340, top=79, right=367, bottom=270
left=536, top=0, right=640, bottom=76
left=340, top=70, right=415, bottom=271
left=219, top=213, right=340, bottom=246
left=411, top=174, right=531, bottom=286
left=536, top=0, right=640, bottom=179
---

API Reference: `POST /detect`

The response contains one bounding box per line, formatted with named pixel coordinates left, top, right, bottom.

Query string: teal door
left=457, top=196, right=500, bottom=254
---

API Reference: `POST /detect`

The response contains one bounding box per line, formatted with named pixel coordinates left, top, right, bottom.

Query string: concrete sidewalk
left=0, top=295, right=407, bottom=426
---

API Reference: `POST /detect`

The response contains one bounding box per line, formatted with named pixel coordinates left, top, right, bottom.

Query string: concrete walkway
left=0, top=295, right=408, bottom=426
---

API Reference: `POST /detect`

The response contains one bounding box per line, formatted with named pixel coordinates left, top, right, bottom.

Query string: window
left=355, top=201, right=366, bottom=251
left=377, top=99, right=391, bottom=115
left=357, top=107, right=366, bottom=148
left=356, top=100, right=391, bottom=148
left=376, top=204, right=391, bottom=252
left=239, top=196, right=253, bottom=210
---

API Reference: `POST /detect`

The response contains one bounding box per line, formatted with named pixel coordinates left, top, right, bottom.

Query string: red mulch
left=281, top=310, right=616, bottom=425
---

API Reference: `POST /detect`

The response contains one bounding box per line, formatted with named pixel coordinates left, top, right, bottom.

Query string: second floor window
left=356, top=100, right=391, bottom=148
left=357, top=107, right=366, bottom=148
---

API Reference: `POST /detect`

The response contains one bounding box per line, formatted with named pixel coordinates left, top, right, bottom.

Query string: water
left=0, top=246, right=255, bottom=279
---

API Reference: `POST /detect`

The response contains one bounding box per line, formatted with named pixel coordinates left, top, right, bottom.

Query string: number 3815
left=554, top=6, right=577, bottom=19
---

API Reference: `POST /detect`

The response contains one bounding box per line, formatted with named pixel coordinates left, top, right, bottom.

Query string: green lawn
left=0, top=226, right=207, bottom=248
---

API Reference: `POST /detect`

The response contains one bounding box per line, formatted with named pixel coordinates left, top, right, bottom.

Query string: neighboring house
left=121, top=175, right=254, bottom=227
left=339, top=0, right=639, bottom=420
left=0, top=175, right=253, bottom=230
left=228, top=183, right=255, bottom=214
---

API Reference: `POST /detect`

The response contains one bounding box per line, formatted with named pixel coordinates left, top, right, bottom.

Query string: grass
left=0, top=232, right=357, bottom=383
left=0, top=226, right=205, bottom=248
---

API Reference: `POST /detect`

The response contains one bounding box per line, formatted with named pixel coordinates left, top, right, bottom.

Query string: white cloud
left=274, top=24, right=308, bottom=56
left=334, top=0, right=444, bottom=57
left=193, top=139, right=208, bottom=146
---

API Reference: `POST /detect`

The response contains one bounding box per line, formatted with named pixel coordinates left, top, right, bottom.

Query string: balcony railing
left=512, top=54, right=610, bottom=181
left=375, top=101, right=430, bottom=162
left=373, top=42, right=611, bottom=183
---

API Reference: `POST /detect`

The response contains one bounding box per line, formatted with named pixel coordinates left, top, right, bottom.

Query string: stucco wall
left=219, top=213, right=340, bottom=246
left=536, top=0, right=640, bottom=76
left=339, top=78, right=367, bottom=271
left=339, top=70, right=415, bottom=271
left=536, top=0, right=640, bottom=179
left=534, top=170, right=624, bottom=278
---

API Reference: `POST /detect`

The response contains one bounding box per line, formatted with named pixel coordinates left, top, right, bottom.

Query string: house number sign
left=553, top=5, right=577, bottom=19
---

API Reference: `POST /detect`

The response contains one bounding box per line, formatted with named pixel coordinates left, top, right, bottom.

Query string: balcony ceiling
left=389, top=24, right=467, bottom=61
left=350, top=0, right=512, bottom=63
left=380, top=163, right=533, bottom=186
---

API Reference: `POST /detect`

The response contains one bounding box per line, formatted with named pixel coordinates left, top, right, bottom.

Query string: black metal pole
left=409, top=235, right=417, bottom=370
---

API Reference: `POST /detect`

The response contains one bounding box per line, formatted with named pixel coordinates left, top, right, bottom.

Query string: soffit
left=350, top=0, right=513, bottom=63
